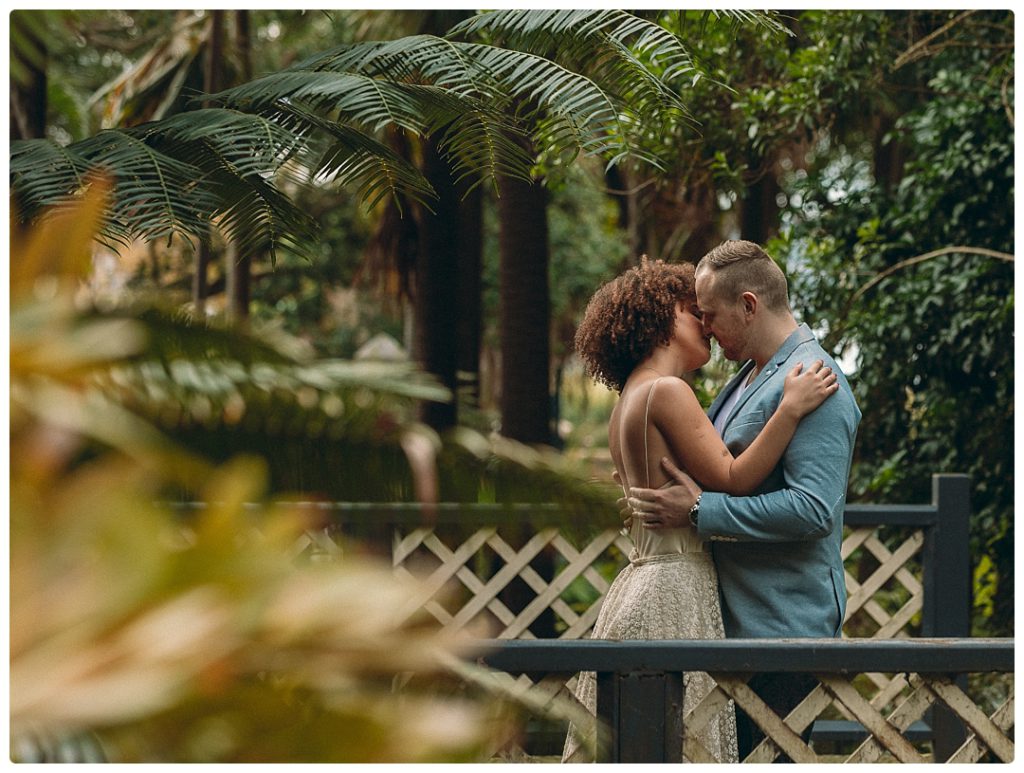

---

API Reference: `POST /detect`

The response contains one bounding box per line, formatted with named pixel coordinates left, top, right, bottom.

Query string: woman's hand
left=780, top=360, right=839, bottom=419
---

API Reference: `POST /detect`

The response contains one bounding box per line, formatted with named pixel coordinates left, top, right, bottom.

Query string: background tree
left=775, top=10, right=1013, bottom=636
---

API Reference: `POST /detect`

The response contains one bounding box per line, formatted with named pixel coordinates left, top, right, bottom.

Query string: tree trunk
left=497, top=152, right=557, bottom=638
left=10, top=12, right=47, bottom=141
left=455, top=180, right=483, bottom=409
left=412, top=134, right=461, bottom=430
left=740, top=159, right=782, bottom=246
left=497, top=167, right=552, bottom=445
left=406, top=10, right=481, bottom=429
left=193, top=10, right=226, bottom=314
left=226, top=9, right=253, bottom=322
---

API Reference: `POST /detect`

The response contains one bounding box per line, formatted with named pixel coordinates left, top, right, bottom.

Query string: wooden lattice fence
left=480, top=638, right=1013, bottom=764
left=180, top=474, right=1007, bottom=762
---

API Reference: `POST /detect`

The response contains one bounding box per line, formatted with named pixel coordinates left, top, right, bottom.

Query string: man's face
left=695, top=269, right=749, bottom=362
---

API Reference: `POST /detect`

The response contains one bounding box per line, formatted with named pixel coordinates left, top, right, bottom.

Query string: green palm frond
left=210, top=52, right=545, bottom=190
left=292, top=36, right=490, bottom=97
left=209, top=71, right=448, bottom=135
left=265, top=100, right=439, bottom=212
left=449, top=10, right=693, bottom=108
left=702, top=10, right=793, bottom=37
left=235, top=34, right=656, bottom=175
left=141, top=109, right=318, bottom=262
left=11, top=110, right=321, bottom=261
left=437, top=108, right=536, bottom=191
left=57, top=128, right=217, bottom=249
left=10, top=139, right=91, bottom=214
left=215, top=172, right=319, bottom=264
left=147, top=109, right=305, bottom=177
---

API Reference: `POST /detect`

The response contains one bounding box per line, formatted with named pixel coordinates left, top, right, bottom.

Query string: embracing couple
left=563, top=240, right=862, bottom=763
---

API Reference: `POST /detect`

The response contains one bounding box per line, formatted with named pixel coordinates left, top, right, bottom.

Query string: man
left=627, top=240, right=861, bottom=760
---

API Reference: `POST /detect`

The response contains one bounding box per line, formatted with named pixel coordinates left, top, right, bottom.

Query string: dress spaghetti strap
left=642, top=377, right=664, bottom=489
left=615, top=376, right=667, bottom=501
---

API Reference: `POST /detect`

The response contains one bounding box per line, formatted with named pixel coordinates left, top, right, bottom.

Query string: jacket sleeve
left=696, top=386, right=860, bottom=543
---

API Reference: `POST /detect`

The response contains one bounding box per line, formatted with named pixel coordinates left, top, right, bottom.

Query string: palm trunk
left=455, top=180, right=483, bottom=409
left=413, top=134, right=460, bottom=430
left=408, top=9, right=480, bottom=430
left=497, top=170, right=551, bottom=445
left=193, top=10, right=226, bottom=314
left=497, top=145, right=556, bottom=639
left=226, top=9, right=253, bottom=322
left=740, top=159, right=781, bottom=246
left=10, top=12, right=47, bottom=141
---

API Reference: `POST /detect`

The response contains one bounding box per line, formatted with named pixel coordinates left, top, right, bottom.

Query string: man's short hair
left=696, top=240, right=790, bottom=312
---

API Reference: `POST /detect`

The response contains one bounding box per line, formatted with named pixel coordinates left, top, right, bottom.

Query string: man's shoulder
left=786, top=340, right=862, bottom=422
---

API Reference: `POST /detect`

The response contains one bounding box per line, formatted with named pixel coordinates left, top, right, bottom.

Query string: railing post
left=922, top=473, right=972, bottom=761
left=596, top=671, right=684, bottom=762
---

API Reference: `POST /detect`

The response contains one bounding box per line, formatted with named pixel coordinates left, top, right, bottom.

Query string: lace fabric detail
left=562, top=552, right=738, bottom=763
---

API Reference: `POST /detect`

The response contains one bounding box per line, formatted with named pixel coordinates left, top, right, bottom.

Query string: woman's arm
left=651, top=361, right=836, bottom=496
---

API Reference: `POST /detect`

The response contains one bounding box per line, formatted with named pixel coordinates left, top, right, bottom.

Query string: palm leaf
left=138, top=109, right=319, bottom=262
left=11, top=110, right=321, bottom=260
left=266, top=100, right=439, bottom=213
left=216, top=34, right=651, bottom=177
left=449, top=10, right=693, bottom=110
left=209, top=60, right=541, bottom=194
left=10, top=139, right=92, bottom=216
left=15, top=129, right=216, bottom=250
left=437, top=108, right=536, bottom=191
left=701, top=9, right=793, bottom=38
left=145, top=109, right=305, bottom=177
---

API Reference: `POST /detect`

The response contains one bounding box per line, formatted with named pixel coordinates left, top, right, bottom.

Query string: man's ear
left=740, top=291, right=758, bottom=317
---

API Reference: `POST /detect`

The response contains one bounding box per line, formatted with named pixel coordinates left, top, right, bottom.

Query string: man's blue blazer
left=697, top=324, right=862, bottom=639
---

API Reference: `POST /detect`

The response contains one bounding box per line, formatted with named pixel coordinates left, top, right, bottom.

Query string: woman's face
left=674, top=300, right=712, bottom=370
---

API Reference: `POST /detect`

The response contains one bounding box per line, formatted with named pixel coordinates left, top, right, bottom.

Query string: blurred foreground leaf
left=10, top=162, right=605, bottom=762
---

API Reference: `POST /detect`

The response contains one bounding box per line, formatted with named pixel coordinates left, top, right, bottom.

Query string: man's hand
left=628, top=457, right=703, bottom=530
left=612, top=469, right=632, bottom=531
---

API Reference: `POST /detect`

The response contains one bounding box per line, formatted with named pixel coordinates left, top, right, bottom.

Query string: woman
left=562, top=258, right=837, bottom=763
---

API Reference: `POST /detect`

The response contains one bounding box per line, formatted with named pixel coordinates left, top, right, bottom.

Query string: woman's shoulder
left=648, top=375, right=697, bottom=399
left=647, top=376, right=702, bottom=417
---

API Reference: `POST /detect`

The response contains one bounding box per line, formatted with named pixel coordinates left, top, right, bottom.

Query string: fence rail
left=475, top=638, right=1014, bottom=763
left=173, top=473, right=986, bottom=762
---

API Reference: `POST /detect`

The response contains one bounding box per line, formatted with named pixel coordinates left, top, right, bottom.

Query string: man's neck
left=751, top=314, right=799, bottom=371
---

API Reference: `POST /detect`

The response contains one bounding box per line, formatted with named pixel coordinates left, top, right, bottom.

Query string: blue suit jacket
left=698, top=324, right=861, bottom=639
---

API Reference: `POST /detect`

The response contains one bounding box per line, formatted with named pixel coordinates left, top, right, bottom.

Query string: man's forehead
left=695, top=271, right=718, bottom=304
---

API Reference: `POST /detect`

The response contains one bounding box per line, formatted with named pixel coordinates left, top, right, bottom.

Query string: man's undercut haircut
left=697, top=240, right=790, bottom=312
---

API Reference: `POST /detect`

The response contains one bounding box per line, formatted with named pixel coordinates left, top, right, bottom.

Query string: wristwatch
left=688, top=493, right=702, bottom=528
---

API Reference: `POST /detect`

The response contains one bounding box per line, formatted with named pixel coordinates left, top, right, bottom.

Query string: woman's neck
left=636, top=353, right=680, bottom=379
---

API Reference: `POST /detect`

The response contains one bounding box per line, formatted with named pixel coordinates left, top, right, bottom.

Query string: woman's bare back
left=609, top=376, right=678, bottom=494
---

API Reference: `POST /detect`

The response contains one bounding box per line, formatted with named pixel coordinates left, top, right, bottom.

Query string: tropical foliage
left=10, top=9, right=697, bottom=266
left=776, top=11, right=1013, bottom=635
left=11, top=176, right=609, bottom=761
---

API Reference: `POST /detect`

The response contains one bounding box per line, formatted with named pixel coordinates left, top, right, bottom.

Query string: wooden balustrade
left=173, top=474, right=997, bottom=762
left=477, top=638, right=1014, bottom=763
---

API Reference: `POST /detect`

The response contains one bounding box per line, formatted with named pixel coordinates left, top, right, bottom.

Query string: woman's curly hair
left=573, top=257, right=696, bottom=393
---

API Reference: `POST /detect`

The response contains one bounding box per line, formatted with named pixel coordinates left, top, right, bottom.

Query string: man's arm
left=698, top=392, right=858, bottom=541
left=630, top=389, right=859, bottom=540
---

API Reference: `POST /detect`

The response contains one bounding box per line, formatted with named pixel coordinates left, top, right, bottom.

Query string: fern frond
left=450, top=9, right=693, bottom=106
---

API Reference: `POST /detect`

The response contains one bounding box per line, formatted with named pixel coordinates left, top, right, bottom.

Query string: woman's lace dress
left=562, top=380, right=738, bottom=763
